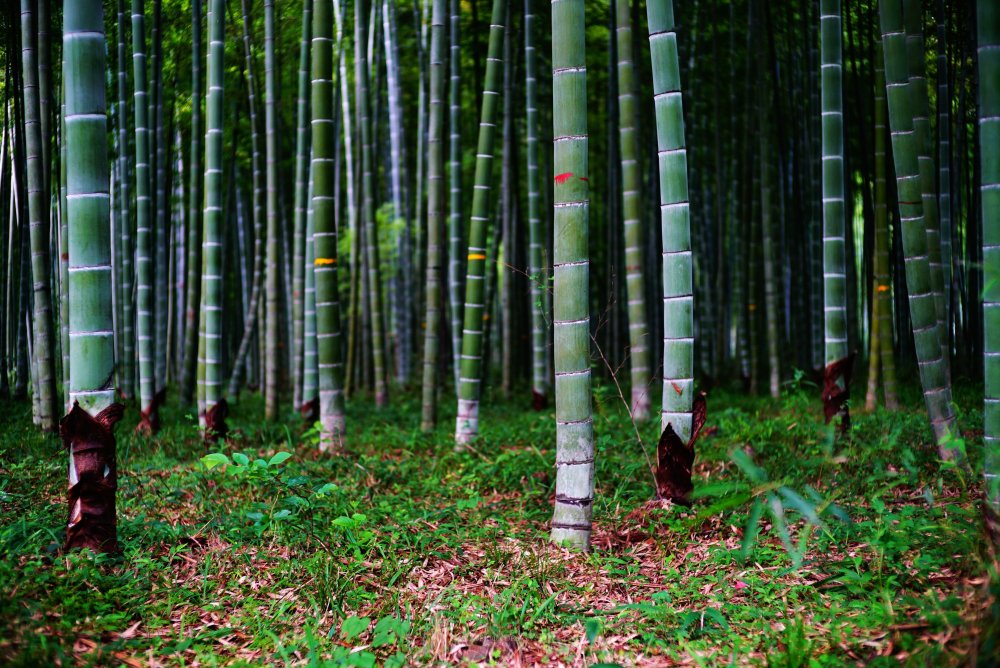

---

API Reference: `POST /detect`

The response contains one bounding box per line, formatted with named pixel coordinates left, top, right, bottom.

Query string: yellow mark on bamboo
left=468, top=253, right=486, bottom=260
left=877, top=285, right=890, bottom=293
left=314, top=257, right=337, bottom=266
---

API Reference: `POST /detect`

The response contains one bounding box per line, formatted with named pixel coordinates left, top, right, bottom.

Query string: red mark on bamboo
left=554, top=172, right=573, bottom=184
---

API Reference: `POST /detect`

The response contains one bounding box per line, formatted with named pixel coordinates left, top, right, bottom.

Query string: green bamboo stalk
left=936, top=0, right=951, bottom=339
left=64, top=0, right=123, bottom=553
left=808, top=2, right=823, bottom=372
left=879, top=0, right=958, bottom=459
left=448, top=0, right=463, bottom=388
left=499, top=0, right=513, bottom=398
left=313, top=0, right=346, bottom=446
left=116, top=0, right=134, bottom=402
left=903, top=0, right=947, bottom=366
left=200, top=0, right=226, bottom=433
left=525, top=0, right=546, bottom=405
left=292, top=0, right=312, bottom=410
left=821, top=0, right=849, bottom=384
left=20, top=0, right=58, bottom=430
left=335, top=0, right=359, bottom=402
left=549, top=0, right=592, bottom=550
left=132, top=0, right=156, bottom=429
left=873, top=39, right=898, bottom=410
left=760, top=129, right=780, bottom=398
left=264, top=0, right=280, bottom=418
left=454, top=0, right=506, bottom=446
left=303, top=160, right=318, bottom=411
left=151, top=0, right=167, bottom=397
left=37, top=0, right=51, bottom=211
left=648, top=0, right=693, bottom=438
left=384, top=0, right=413, bottom=386
left=420, top=0, right=446, bottom=431
left=357, top=0, right=388, bottom=406
left=414, top=0, right=431, bottom=337
left=228, top=0, right=266, bottom=398
left=181, top=0, right=203, bottom=407
left=615, top=0, right=651, bottom=421
left=979, top=0, right=1000, bottom=507
left=59, top=98, right=69, bottom=410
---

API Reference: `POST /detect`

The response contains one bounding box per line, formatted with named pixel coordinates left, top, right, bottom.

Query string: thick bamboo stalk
left=303, top=156, right=318, bottom=411
left=384, top=0, right=413, bottom=386
left=151, top=0, right=167, bottom=398
left=292, top=0, right=312, bottom=410
left=414, top=0, right=431, bottom=335
left=228, top=0, right=267, bottom=398
left=357, top=0, right=389, bottom=406
left=264, top=0, right=280, bottom=418
left=903, top=0, right=948, bottom=367
left=181, top=0, right=203, bottom=407
left=549, top=0, right=592, bottom=551
left=525, top=0, right=547, bottom=406
left=879, top=0, right=958, bottom=459
left=37, top=0, right=51, bottom=207
left=200, top=0, right=226, bottom=436
left=648, top=0, right=694, bottom=438
left=335, top=0, right=360, bottom=402
left=447, top=0, right=463, bottom=388
left=421, top=0, right=446, bottom=431
left=454, top=0, right=506, bottom=446
left=872, top=39, right=898, bottom=410
left=499, top=0, right=513, bottom=399
left=131, top=0, right=156, bottom=430
left=20, top=0, right=58, bottom=430
left=979, top=0, right=1000, bottom=507
left=59, top=98, right=69, bottom=409
left=821, top=0, right=849, bottom=379
left=936, top=0, right=952, bottom=341
left=313, top=0, right=346, bottom=446
left=63, top=0, right=123, bottom=553
left=116, top=0, right=135, bottom=402
left=760, top=130, right=780, bottom=398
left=616, top=0, right=651, bottom=421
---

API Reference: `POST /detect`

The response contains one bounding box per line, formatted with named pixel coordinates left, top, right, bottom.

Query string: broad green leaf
left=201, top=453, right=229, bottom=469
left=345, top=650, right=375, bottom=668
left=232, top=452, right=249, bottom=466
left=340, top=615, right=369, bottom=640
left=268, top=451, right=293, bottom=467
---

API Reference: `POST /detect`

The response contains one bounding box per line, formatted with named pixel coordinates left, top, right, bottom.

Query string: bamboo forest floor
left=2, top=379, right=999, bottom=666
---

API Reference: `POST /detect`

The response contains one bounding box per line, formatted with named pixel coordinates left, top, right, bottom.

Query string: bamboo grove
left=0, top=0, right=997, bottom=553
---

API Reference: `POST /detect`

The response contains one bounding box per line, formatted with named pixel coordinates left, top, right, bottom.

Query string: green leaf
left=778, top=486, right=821, bottom=525
left=268, top=451, right=293, bottom=467
left=340, top=615, right=369, bottom=640
left=584, top=618, right=601, bottom=644
left=345, top=651, right=375, bottom=668
left=232, top=452, right=249, bottom=466
left=332, top=516, right=355, bottom=528
left=384, top=652, right=407, bottom=668
left=201, top=453, right=229, bottom=469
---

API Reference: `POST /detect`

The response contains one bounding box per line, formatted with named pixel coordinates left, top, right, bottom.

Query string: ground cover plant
left=2, top=380, right=998, bottom=666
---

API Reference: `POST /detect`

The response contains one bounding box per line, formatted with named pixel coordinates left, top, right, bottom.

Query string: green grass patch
left=1, top=380, right=997, bottom=666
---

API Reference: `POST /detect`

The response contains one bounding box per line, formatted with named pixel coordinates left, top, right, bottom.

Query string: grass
left=1, top=376, right=998, bottom=666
